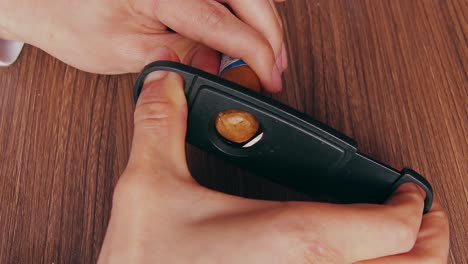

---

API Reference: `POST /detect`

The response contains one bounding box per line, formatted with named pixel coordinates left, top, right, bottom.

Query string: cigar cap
left=215, top=110, right=260, bottom=144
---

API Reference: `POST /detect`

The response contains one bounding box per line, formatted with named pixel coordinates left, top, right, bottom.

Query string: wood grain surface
left=0, top=0, right=467, bottom=263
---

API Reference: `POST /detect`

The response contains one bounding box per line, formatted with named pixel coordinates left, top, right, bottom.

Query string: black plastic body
left=133, top=61, right=433, bottom=213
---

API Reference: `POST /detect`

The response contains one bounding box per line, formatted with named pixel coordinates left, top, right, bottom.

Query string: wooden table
left=1, top=1, right=466, bottom=263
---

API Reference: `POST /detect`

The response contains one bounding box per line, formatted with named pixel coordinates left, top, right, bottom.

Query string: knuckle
left=258, top=37, right=275, bottom=56
left=134, top=100, right=175, bottom=128
left=405, top=208, right=423, bottom=229
left=272, top=203, right=341, bottom=263
left=301, top=241, right=341, bottom=264
left=200, top=3, right=230, bottom=31
left=134, top=81, right=186, bottom=129
left=248, top=37, right=276, bottom=70
left=407, top=191, right=426, bottom=209
left=392, top=217, right=420, bottom=252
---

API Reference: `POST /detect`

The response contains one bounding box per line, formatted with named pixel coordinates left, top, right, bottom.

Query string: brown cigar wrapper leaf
left=221, top=66, right=262, bottom=93
left=215, top=110, right=260, bottom=144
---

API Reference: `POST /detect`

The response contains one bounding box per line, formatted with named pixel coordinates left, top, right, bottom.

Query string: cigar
left=215, top=55, right=262, bottom=144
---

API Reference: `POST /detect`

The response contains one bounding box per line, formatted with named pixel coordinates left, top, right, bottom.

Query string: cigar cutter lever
left=133, top=61, right=433, bottom=213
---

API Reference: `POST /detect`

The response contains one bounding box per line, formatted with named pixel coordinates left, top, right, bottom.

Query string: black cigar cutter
left=133, top=61, right=433, bottom=213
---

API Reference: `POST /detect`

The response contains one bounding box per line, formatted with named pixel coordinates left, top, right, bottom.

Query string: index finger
left=153, top=0, right=282, bottom=92
left=220, top=0, right=285, bottom=60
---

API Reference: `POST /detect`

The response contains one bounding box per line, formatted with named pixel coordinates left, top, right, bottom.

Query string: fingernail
left=143, top=46, right=176, bottom=85
left=281, top=44, right=288, bottom=71
left=396, top=183, right=427, bottom=199
left=271, top=64, right=283, bottom=92
left=144, top=70, right=169, bottom=84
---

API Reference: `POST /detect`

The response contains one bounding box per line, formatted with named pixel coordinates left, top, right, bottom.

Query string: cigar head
left=215, top=110, right=260, bottom=144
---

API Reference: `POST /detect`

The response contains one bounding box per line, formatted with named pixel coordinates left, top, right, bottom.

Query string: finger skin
left=278, top=183, right=426, bottom=263
left=220, top=0, right=284, bottom=59
left=152, top=0, right=281, bottom=92
left=127, top=47, right=191, bottom=179
left=356, top=198, right=450, bottom=264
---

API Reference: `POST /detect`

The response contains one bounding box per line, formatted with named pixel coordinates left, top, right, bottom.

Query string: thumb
left=127, top=47, right=190, bottom=178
